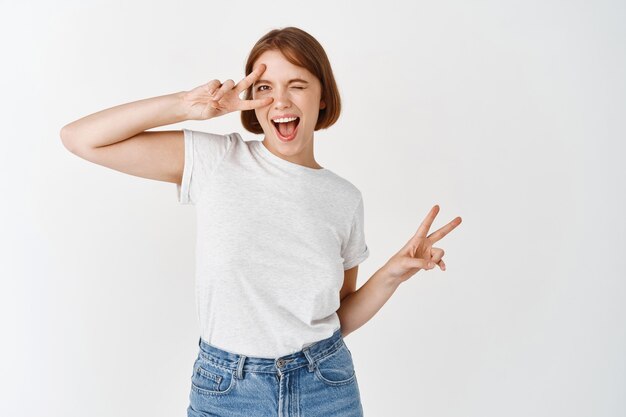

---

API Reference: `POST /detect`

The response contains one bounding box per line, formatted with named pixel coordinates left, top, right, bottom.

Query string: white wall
left=1, top=1, right=624, bottom=416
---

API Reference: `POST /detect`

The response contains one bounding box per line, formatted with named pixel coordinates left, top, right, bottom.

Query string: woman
left=61, top=26, right=461, bottom=417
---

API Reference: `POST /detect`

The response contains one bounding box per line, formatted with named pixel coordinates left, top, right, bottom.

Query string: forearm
left=60, top=90, right=190, bottom=150
left=337, top=265, right=407, bottom=338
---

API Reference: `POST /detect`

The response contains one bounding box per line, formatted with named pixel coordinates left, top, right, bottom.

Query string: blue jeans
left=187, top=327, right=364, bottom=417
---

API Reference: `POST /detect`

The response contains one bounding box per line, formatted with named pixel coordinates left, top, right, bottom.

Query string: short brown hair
left=240, top=27, right=341, bottom=134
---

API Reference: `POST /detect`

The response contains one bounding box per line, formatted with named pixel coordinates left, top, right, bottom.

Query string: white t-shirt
left=176, top=128, right=369, bottom=358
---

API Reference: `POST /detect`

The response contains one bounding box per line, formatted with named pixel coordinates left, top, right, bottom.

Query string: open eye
left=256, top=85, right=269, bottom=91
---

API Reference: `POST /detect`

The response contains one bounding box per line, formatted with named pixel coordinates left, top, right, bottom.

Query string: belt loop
left=303, top=347, right=316, bottom=372
left=236, top=354, right=246, bottom=379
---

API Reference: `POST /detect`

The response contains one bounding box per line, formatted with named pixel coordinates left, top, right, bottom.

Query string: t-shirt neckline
left=253, top=139, right=328, bottom=173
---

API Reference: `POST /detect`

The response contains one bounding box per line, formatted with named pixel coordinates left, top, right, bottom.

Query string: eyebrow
left=255, top=78, right=310, bottom=85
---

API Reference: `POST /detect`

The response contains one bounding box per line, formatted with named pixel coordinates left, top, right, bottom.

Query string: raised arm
left=59, top=64, right=273, bottom=184
left=60, top=91, right=189, bottom=152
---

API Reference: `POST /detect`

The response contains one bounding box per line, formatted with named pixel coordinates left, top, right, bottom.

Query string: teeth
left=273, top=117, right=298, bottom=123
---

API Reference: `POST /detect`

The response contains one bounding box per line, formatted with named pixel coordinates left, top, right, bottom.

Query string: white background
left=1, top=1, right=624, bottom=416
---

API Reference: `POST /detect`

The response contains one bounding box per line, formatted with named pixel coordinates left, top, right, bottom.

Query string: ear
left=319, top=99, right=326, bottom=109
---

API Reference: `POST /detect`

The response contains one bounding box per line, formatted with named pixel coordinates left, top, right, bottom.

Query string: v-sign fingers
left=427, top=216, right=462, bottom=243
left=415, top=205, right=440, bottom=238
left=235, top=63, right=267, bottom=95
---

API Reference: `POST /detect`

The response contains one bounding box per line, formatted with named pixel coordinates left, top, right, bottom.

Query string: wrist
left=175, top=90, right=194, bottom=121
left=377, top=263, right=404, bottom=289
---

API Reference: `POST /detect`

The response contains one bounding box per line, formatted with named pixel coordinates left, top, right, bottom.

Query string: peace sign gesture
left=183, top=63, right=274, bottom=121
left=383, top=205, right=462, bottom=284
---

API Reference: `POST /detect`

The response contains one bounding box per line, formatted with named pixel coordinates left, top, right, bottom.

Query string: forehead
left=253, top=49, right=313, bottom=80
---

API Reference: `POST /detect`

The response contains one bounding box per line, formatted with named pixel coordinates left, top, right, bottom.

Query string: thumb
left=405, top=257, right=436, bottom=270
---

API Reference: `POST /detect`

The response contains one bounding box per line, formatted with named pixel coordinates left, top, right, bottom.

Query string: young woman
left=61, top=26, right=461, bottom=417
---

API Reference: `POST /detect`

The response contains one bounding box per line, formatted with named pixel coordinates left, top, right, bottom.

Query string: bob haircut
left=240, top=26, right=341, bottom=134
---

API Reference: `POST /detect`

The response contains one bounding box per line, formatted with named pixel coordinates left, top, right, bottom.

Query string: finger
left=427, top=216, right=462, bottom=243
left=415, top=205, right=440, bottom=238
left=209, top=80, right=223, bottom=99
left=235, top=63, right=267, bottom=94
left=437, top=259, right=446, bottom=271
left=431, top=247, right=445, bottom=262
left=212, top=79, right=235, bottom=101
left=206, top=79, right=222, bottom=96
left=237, top=96, right=274, bottom=111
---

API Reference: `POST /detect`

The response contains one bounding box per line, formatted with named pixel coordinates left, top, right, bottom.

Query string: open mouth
left=272, top=117, right=300, bottom=141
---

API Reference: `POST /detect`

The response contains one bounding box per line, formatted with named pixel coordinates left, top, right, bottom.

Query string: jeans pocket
left=190, top=355, right=237, bottom=396
left=313, top=342, right=357, bottom=386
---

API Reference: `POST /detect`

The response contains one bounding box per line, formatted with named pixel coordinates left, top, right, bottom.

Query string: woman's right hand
left=182, top=63, right=274, bottom=121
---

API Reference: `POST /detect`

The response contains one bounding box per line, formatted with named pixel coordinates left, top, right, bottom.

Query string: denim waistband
left=197, top=327, right=345, bottom=375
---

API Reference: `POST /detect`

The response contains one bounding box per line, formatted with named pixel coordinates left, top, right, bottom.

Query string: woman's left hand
left=382, top=205, right=462, bottom=284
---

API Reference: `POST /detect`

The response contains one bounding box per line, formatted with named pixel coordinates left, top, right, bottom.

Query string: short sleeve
left=176, top=128, right=233, bottom=205
left=341, top=194, right=370, bottom=270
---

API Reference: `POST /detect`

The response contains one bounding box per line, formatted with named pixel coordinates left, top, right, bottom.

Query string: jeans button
left=276, top=359, right=285, bottom=368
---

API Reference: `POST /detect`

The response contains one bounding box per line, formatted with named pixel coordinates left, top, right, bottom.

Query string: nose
left=272, top=87, right=291, bottom=109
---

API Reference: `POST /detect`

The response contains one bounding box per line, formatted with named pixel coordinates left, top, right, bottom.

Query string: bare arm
left=337, top=205, right=462, bottom=338
left=60, top=63, right=273, bottom=153
left=58, top=64, right=273, bottom=184
left=340, top=265, right=359, bottom=302
left=337, top=265, right=404, bottom=338
left=60, top=91, right=189, bottom=153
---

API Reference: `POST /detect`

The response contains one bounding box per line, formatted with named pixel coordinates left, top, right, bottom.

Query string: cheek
left=304, top=98, right=322, bottom=117
left=256, top=112, right=270, bottom=129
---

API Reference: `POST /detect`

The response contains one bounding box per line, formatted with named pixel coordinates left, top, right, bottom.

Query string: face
left=251, top=49, right=326, bottom=168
